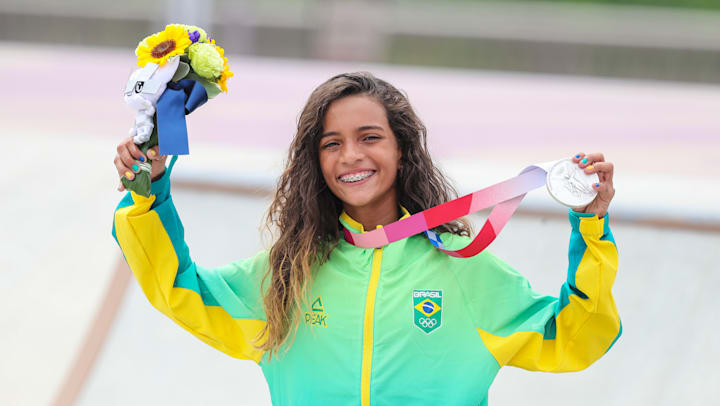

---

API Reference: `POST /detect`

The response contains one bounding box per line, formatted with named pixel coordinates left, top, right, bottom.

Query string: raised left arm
left=462, top=152, right=621, bottom=371
left=473, top=211, right=621, bottom=372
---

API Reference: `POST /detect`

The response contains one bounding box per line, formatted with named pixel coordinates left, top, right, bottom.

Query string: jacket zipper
left=360, top=246, right=384, bottom=406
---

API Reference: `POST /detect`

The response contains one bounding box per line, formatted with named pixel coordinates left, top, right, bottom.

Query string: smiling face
left=319, top=94, right=402, bottom=221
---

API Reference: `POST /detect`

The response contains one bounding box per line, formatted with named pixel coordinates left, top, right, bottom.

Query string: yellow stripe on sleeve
left=478, top=215, right=620, bottom=372
left=114, top=192, right=266, bottom=362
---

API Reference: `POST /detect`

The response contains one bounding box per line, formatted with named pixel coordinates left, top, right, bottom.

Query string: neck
left=344, top=192, right=400, bottom=232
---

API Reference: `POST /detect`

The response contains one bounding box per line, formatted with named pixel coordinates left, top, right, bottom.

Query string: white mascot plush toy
left=123, top=56, right=180, bottom=145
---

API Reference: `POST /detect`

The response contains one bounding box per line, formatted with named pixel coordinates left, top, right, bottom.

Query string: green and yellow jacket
left=112, top=166, right=621, bottom=406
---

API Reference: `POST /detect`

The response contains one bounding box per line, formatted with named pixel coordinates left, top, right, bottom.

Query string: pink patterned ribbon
left=342, top=164, right=549, bottom=258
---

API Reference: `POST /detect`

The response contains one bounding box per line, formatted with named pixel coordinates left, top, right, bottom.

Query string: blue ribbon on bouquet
left=155, top=79, right=208, bottom=155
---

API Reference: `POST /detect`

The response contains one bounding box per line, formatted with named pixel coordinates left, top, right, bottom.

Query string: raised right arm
left=112, top=159, right=267, bottom=361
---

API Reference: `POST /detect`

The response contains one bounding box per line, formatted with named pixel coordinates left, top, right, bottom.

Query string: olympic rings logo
left=418, top=318, right=437, bottom=328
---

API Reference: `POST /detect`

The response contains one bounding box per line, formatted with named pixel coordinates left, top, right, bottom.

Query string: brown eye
left=322, top=141, right=339, bottom=149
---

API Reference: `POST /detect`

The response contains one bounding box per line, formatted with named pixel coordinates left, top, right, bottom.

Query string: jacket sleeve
left=464, top=210, right=621, bottom=372
left=111, top=164, right=267, bottom=362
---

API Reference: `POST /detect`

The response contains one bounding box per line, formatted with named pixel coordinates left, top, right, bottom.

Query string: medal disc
left=546, top=159, right=599, bottom=208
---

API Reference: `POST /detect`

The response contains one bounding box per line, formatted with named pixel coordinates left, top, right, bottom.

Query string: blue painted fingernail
left=132, top=164, right=139, bottom=172
left=581, top=158, right=588, bottom=164
left=575, top=154, right=581, bottom=158
left=138, top=156, right=145, bottom=163
left=595, top=183, right=600, bottom=187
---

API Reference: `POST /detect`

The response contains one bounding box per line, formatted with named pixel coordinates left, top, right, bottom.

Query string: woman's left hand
left=572, top=152, right=615, bottom=219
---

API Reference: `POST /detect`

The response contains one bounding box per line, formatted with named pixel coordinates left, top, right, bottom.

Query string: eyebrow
left=321, top=125, right=385, bottom=138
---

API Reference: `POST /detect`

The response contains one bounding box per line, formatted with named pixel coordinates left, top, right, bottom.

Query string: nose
left=339, top=140, right=364, bottom=164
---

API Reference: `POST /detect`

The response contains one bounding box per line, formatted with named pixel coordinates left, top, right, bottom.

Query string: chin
left=330, top=178, right=395, bottom=212
left=339, top=194, right=375, bottom=210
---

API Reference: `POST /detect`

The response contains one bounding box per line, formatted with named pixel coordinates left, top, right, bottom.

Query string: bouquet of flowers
left=122, top=23, right=233, bottom=197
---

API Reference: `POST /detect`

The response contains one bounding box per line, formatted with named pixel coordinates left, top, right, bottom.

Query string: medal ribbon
left=342, top=164, right=551, bottom=258
left=156, top=79, right=208, bottom=155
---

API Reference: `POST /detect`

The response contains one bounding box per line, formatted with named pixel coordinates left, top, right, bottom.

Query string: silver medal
left=545, top=159, right=599, bottom=208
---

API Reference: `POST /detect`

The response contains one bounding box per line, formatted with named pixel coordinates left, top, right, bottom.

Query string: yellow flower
left=218, top=65, right=234, bottom=93
left=166, top=23, right=208, bottom=43
left=135, top=25, right=192, bottom=67
left=214, top=45, right=233, bottom=93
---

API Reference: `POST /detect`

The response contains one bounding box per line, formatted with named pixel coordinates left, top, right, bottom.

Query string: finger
left=118, top=143, right=143, bottom=173
left=146, top=146, right=160, bottom=160
left=592, top=181, right=607, bottom=197
left=593, top=181, right=615, bottom=200
left=584, top=161, right=613, bottom=175
left=571, top=152, right=586, bottom=163
left=126, top=139, right=147, bottom=164
left=114, top=155, right=136, bottom=181
left=579, top=152, right=605, bottom=168
left=588, top=162, right=614, bottom=188
left=117, top=181, right=125, bottom=192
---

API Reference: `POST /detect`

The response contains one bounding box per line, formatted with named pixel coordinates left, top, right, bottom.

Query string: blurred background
left=1, top=0, right=718, bottom=405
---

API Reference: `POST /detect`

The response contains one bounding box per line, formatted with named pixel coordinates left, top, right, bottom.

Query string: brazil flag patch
left=413, top=289, right=442, bottom=334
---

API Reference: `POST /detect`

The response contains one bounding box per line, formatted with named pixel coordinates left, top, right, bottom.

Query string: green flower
left=167, top=24, right=208, bottom=43
left=186, top=25, right=208, bottom=42
left=187, top=43, right=224, bottom=80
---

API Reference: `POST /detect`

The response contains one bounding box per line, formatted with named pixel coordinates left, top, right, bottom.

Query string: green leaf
left=121, top=171, right=152, bottom=197
left=184, top=71, right=222, bottom=99
left=171, top=61, right=191, bottom=83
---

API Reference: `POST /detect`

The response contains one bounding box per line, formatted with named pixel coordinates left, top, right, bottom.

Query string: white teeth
left=339, top=171, right=375, bottom=183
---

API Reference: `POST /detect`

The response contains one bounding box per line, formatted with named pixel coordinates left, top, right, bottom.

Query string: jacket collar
left=339, top=206, right=411, bottom=233
left=336, top=206, right=426, bottom=274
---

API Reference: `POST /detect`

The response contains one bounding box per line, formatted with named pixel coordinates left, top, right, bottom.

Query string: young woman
left=112, top=72, right=620, bottom=405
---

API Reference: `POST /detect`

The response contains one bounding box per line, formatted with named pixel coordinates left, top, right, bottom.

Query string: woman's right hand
left=114, top=136, right=168, bottom=192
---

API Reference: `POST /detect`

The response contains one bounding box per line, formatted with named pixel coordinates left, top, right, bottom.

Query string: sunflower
left=218, top=65, right=234, bottom=93
left=215, top=45, right=234, bottom=93
left=135, top=25, right=192, bottom=67
left=166, top=23, right=208, bottom=43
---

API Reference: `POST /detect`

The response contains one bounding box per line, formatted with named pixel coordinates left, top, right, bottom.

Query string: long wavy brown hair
left=258, top=72, right=471, bottom=358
